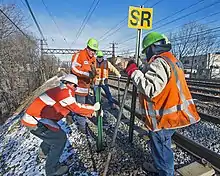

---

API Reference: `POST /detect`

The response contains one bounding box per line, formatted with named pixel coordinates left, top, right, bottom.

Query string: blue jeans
left=94, top=84, right=114, bottom=106
left=149, top=129, right=175, bottom=176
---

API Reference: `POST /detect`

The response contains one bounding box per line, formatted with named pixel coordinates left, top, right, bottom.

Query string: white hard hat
left=60, top=74, right=78, bottom=85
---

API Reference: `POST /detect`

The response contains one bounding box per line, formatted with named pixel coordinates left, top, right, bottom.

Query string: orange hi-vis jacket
left=95, top=60, right=120, bottom=85
left=95, top=60, right=108, bottom=85
left=21, top=83, right=95, bottom=131
left=71, top=49, right=96, bottom=96
left=139, top=52, right=200, bottom=131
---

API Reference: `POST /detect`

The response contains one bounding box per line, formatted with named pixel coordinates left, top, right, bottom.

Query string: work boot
left=142, top=162, right=159, bottom=173
left=52, top=165, right=69, bottom=176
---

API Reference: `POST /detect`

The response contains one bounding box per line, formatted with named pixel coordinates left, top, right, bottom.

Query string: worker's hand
left=94, top=102, right=101, bottom=111
left=118, top=74, right=121, bottom=79
left=92, top=110, right=103, bottom=117
left=125, top=60, right=138, bottom=77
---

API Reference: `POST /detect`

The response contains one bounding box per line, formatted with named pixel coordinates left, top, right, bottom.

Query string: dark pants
left=149, top=129, right=175, bottom=176
left=94, top=84, right=114, bottom=106
left=30, top=123, right=67, bottom=176
left=72, top=95, right=87, bottom=132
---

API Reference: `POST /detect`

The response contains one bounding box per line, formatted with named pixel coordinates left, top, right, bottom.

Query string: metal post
left=103, top=78, right=130, bottom=176
left=128, top=20, right=142, bottom=143
left=118, top=78, right=120, bottom=105
left=40, top=39, right=46, bottom=82
left=96, top=87, right=104, bottom=152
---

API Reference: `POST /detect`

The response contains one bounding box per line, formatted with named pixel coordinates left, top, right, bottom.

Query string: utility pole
left=40, top=39, right=47, bottom=82
left=110, top=42, right=118, bottom=65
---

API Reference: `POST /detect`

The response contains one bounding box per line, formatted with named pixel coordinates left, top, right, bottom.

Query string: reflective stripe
left=22, top=113, right=38, bottom=125
left=146, top=56, right=197, bottom=130
left=59, top=96, right=76, bottom=107
left=21, top=114, right=59, bottom=130
left=96, top=78, right=106, bottom=81
left=155, top=99, right=195, bottom=116
left=75, top=102, right=95, bottom=110
left=162, top=57, right=196, bottom=124
left=75, top=87, right=89, bottom=94
left=39, top=93, right=56, bottom=106
left=148, top=101, right=158, bottom=130
left=72, top=53, right=89, bottom=77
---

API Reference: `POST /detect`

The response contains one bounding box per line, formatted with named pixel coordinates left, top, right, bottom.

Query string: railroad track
left=109, top=75, right=220, bottom=90
left=107, top=81, right=220, bottom=126
left=108, top=76, right=220, bottom=102
left=98, top=92, right=220, bottom=173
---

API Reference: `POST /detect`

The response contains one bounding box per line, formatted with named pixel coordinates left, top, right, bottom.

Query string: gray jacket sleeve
left=131, top=57, right=171, bottom=98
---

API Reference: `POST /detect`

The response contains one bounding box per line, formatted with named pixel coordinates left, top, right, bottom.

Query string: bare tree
left=0, top=4, right=60, bottom=124
left=171, top=22, right=218, bottom=78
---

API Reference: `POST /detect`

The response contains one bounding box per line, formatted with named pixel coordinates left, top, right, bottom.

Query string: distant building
left=181, top=53, right=220, bottom=79
left=107, top=56, right=131, bottom=70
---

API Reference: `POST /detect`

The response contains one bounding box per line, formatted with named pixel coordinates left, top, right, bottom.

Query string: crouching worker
left=125, top=32, right=200, bottom=176
left=20, top=74, right=101, bottom=176
left=94, top=50, right=121, bottom=109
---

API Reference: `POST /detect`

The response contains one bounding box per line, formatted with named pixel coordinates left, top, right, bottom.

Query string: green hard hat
left=142, top=32, right=169, bottom=53
left=96, top=50, right=103, bottom=57
left=87, top=38, right=99, bottom=51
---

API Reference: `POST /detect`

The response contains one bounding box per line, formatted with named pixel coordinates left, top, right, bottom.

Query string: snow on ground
left=0, top=113, right=99, bottom=176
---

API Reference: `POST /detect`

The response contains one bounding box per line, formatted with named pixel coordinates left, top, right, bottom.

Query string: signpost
left=103, top=6, right=153, bottom=175
left=128, top=6, right=153, bottom=143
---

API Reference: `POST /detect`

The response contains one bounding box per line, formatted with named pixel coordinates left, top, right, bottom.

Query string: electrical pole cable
left=41, top=0, right=70, bottom=48
left=24, top=0, right=47, bottom=45
left=119, top=0, right=220, bottom=45
left=73, top=0, right=100, bottom=45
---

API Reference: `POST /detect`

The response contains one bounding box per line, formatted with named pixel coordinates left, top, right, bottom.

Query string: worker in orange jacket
left=71, top=38, right=98, bottom=133
left=94, top=50, right=121, bottom=109
left=125, top=32, right=200, bottom=176
left=21, top=74, right=101, bottom=176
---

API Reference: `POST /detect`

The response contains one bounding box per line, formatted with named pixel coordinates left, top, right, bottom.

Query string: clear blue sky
left=2, top=0, right=220, bottom=59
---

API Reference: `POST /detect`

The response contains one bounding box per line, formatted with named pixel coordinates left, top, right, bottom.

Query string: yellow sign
left=128, top=6, right=153, bottom=30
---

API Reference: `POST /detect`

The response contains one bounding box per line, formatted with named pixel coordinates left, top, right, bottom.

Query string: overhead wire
left=161, top=11, right=220, bottom=34
left=0, top=8, right=29, bottom=38
left=24, top=0, right=48, bottom=46
left=72, top=0, right=100, bottom=45
left=41, top=0, right=70, bottom=48
left=73, top=0, right=97, bottom=43
left=99, top=0, right=165, bottom=43
left=118, top=0, right=220, bottom=45
left=117, top=26, right=220, bottom=54
left=0, top=7, right=40, bottom=51
left=119, top=12, right=220, bottom=51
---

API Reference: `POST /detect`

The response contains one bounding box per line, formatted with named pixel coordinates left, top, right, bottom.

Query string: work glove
left=125, top=60, right=138, bottom=77
left=93, top=102, right=101, bottom=111
left=92, top=109, right=103, bottom=117
left=118, top=74, right=121, bottom=79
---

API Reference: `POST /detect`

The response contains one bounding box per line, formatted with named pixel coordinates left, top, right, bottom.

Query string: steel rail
left=109, top=76, right=220, bottom=90
left=100, top=91, right=220, bottom=172
left=109, top=74, right=220, bottom=86
left=100, top=92, right=220, bottom=172
left=108, top=76, right=220, bottom=102
left=107, top=82, right=220, bottom=125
